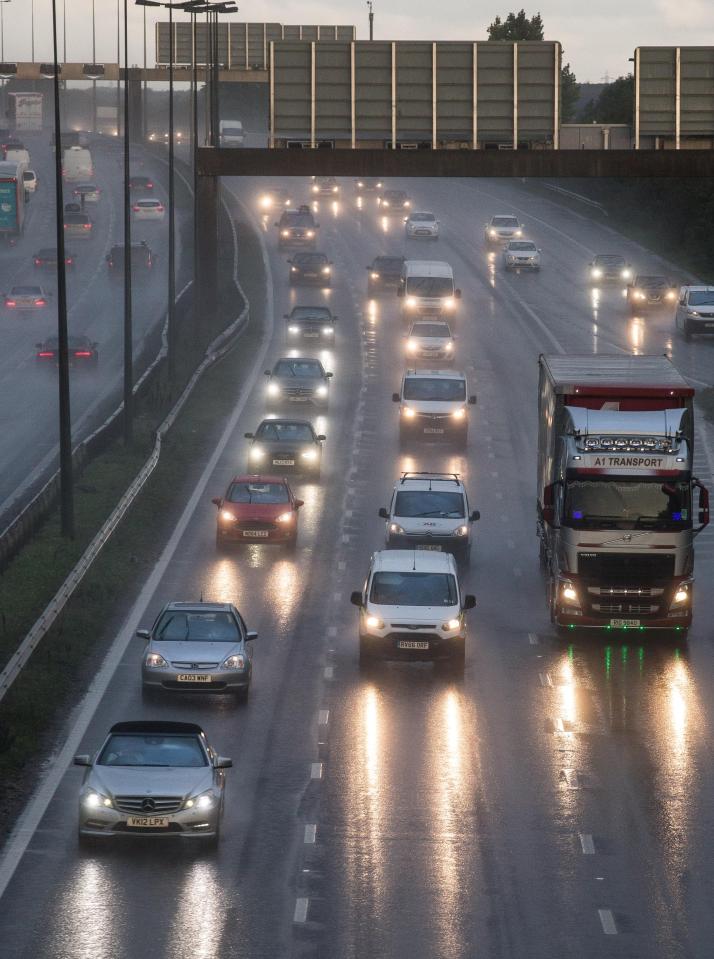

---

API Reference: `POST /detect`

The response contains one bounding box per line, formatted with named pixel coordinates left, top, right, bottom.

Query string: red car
left=212, top=475, right=303, bottom=549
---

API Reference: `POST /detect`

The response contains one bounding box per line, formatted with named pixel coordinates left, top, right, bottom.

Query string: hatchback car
left=589, top=254, right=632, bottom=284
left=74, top=720, right=232, bottom=845
left=245, top=419, right=325, bottom=478
left=213, top=475, right=304, bottom=549
left=367, top=255, right=405, bottom=296
left=64, top=212, right=92, bottom=239
left=265, top=357, right=333, bottom=409
left=23, top=169, right=37, bottom=194
left=138, top=602, right=256, bottom=699
left=312, top=176, right=340, bottom=196
left=405, top=211, right=440, bottom=239
left=33, top=247, right=76, bottom=270
left=72, top=182, right=101, bottom=203
left=626, top=274, right=678, bottom=313
left=288, top=252, right=333, bottom=287
left=284, top=305, right=337, bottom=343
left=35, top=334, right=98, bottom=368
left=379, top=189, right=411, bottom=215
left=350, top=549, right=476, bottom=668
left=132, top=198, right=165, bottom=221
left=129, top=175, right=154, bottom=192
left=378, top=471, right=480, bottom=561
left=503, top=239, right=541, bottom=271
left=405, top=319, right=456, bottom=364
left=484, top=214, right=523, bottom=245
left=4, top=285, right=51, bottom=310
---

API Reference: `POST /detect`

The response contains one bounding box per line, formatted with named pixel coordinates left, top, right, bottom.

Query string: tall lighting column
left=122, top=0, right=133, bottom=442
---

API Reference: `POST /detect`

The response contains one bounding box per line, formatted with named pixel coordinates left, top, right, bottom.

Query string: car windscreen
left=274, top=360, right=322, bottom=377
left=226, top=482, right=289, bottom=504
left=635, top=276, right=666, bottom=287
left=564, top=479, right=691, bottom=531
left=290, top=308, right=331, bottom=322
left=98, top=734, right=208, bottom=767
left=688, top=291, right=714, bottom=306
left=68, top=337, right=90, bottom=349
left=22, top=172, right=34, bottom=180
left=154, top=610, right=240, bottom=642
left=294, top=255, right=325, bottom=266
left=403, top=378, right=466, bottom=401
left=384, top=192, right=406, bottom=201
left=14, top=287, right=41, bottom=295
left=394, top=490, right=464, bottom=518
left=369, top=571, right=458, bottom=606
left=36, top=249, right=56, bottom=257
left=595, top=255, right=625, bottom=265
left=508, top=242, right=536, bottom=251
left=411, top=213, right=435, bottom=221
left=492, top=216, right=518, bottom=227
left=405, top=276, right=453, bottom=297
left=256, top=422, right=315, bottom=442
left=222, top=125, right=243, bottom=135
left=281, top=213, right=314, bottom=227
left=411, top=323, right=449, bottom=337
left=137, top=200, right=160, bottom=207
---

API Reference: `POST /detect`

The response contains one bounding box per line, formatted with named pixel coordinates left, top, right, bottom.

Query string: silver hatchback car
left=139, top=602, right=256, bottom=700
left=74, top=721, right=232, bottom=845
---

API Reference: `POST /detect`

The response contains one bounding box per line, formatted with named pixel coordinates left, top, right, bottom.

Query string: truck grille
left=578, top=553, right=674, bottom=588
left=114, top=796, right=183, bottom=814
left=592, top=602, right=660, bottom=615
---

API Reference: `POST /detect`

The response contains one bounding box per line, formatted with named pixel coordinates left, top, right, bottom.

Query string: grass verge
left=0, top=192, right=266, bottom=834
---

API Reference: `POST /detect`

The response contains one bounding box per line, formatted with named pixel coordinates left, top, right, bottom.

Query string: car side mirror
left=350, top=591, right=363, bottom=607
left=317, top=434, right=326, bottom=441
left=378, top=507, right=389, bottom=519
left=468, top=395, right=477, bottom=405
left=136, top=628, right=150, bottom=640
left=470, top=510, right=480, bottom=522
left=264, top=370, right=271, bottom=376
left=245, top=630, right=258, bottom=642
left=74, top=754, right=91, bottom=766
left=211, top=497, right=222, bottom=507
left=462, top=594, right=476, bottom=611
left=326, top=371, right=333, bottom=378
left=392, top=393, right=400, bottom=402
left=294, top=499, right=304, bottom=508
left=244, top=432, right=254, bottom=439
left=215, top=757, right=233, bottom=769
left=286, top=259, right=292, bottom=264
left=455, top=289, right=462, bottom=298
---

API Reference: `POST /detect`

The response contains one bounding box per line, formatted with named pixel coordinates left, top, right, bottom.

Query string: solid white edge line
left=304, top=824, right=317, bottom=844
left=0, top=186, right=275, bottom=904
left=598, top=908, right=617, bottom=935
left=293, top=897, right=309, bottom=923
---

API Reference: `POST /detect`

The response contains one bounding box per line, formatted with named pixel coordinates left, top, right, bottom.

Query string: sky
left=2, top=0, right=714, bottom=82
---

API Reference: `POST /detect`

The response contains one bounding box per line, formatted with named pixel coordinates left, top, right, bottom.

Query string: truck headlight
left=302, top=448, right=318, bottom=461
left=220, top=510, right=237, bottom=522
left=84, top=791, right=113, bottom=808
left=267, top=382, right=279, bottom=396
left=145, top=652, right=168, bottom=668
left=260, top=196, right=272, bottom=208
left=442, top=297, right=455, bottom=309
left=316, top=384, right=328, bottom=397
left=560, top=582, right=579, bottom=605
left=281, top=230, right=290, bottom=237
left=249, top=446, right=264, bottom=461
left=621, top=268, right=632, bottom=279
left=365, top=615, right=384, bottom=629
left=452, top=408, right=466, bottom=420
left=672, top=584, right=690, bottom=606
left=442, top=618, right=461, bottom=632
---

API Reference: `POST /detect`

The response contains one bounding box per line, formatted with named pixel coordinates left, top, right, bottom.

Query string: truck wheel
left=538, top=536, right=548, bottom=570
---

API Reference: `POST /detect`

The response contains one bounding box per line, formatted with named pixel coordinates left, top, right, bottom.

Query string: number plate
left=416, top=544, right=442, bottom=551
left=177, top=674, right=212, bottom=682
left=397, top=640, right=430, bottom=650
left=423, top=427, right=444, bottom=434
left=127, top=816, right=169, bottom=828
left=289, top=396, right=308, bottom=402
left=243, top=530, right=270, bottom=537
left=610, top=619, right=640, bottom=628
left=304, top=272, right=317, bottom=278
left=273, top=459, right=295, bottom=466
left=303, top=332, right=319, bottom=337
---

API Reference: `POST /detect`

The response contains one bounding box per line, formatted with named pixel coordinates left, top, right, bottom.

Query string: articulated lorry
left=7, top=92, right=43, bottom=132
left=537, top=354, right=709, bottom=634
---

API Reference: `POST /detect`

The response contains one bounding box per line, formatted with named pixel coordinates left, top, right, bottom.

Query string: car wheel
left=235, top=685, right=249, bottom=704
left=216, top=532, right=232, bottom=553
left=285, top=534, right=297, bottom=551
left=683, top=318, right=692, bottom=341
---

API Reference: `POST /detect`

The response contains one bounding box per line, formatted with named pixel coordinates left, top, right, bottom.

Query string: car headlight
left=488, top=229, right=497, bottom=238
left=281, top=230, right=290, bottom=237
left=276, top=511, right=294, bottom=523
left=222, top=654, right=246, bottom=670
left=220, top=510, right=237, bottom=522
left=454, top=525, right=469, bottom=536
left=145, top=652, right=168, bottom=668
left=672, top=584, right=690, bottom=607
left=389, top=523, right=405, bottom=534
left=666, top=290, right=676, bottom=300
left=371, top=272, right=379, bottom=279
left=84, top=791, right=113, bottom=808
left=249, top=446, right=264, bottom=461
left=357, top=181, right=364, bottom=188
left=591, top=268, right=602, bottom=279
left=332, top=185, right=338, bottom=193
left=621, top=268, right=631, bottom=279
left=322, top=266, right=331, bottom=275
left=403, top=407, right=416, bottom=419
left=688, top=310, right=699, bottom=316
left=452, top=408, right=466, bottom=420
left=302, top=448, right=318, bottom=461
left=322, top=325, right=334, bottom=334
left=442, top=618, right=461, bottom=632
left=406, top=297, right=418, bottom=309
left=404, top=201, right=411, bottom=207
left=634, top=291, right=645, bottom=299
left=406, top=339, right=418, bottom=352
left=267, top=382, right=280, bottom=396
left=316, top=384, right=328, bottom=397
left=442, top=297, right=455, bottom=309
left=365, top=615, right=384, bottom=629
left=290, top=267, right=298, bottom=273
left=185, top=790, right=216, bottom=810
left=515, top=229, right=522, bottom=237
left=445, top=341, right=453, bottom=351
left=288, top=325, right=300, bottom=333
left=260, top=196, right=272, bottom=208
left=312, top=185, right=319, bottom=193
left=306, top=230, right=315, bottom=238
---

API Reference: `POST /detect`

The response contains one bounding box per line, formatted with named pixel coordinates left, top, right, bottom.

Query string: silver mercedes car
left=139, top=602, right=256, bottom=699
left=74, top=721, right=232, bottom=845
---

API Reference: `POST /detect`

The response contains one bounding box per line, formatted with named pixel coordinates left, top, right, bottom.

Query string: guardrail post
left=195, top=169, right=219, bottom=328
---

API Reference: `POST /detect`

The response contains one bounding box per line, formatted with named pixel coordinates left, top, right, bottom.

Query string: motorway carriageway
left=0, top=174, right=713, bottom=959
left=0, top=132, right=191, bottom=519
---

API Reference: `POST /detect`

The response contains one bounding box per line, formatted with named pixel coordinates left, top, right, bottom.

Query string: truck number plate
left=416, top=544, right=442, bottom=551
left=610, top=619, right=640, bottom=628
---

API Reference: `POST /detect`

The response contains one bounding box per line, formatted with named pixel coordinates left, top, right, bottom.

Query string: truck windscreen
left=564, top=479, right=691, bottom=530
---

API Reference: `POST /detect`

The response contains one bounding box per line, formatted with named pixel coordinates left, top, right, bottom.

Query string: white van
left=219, top=120, right=244, bottom=146
left=62, top=146, right=93, bottom=182
left=398, top=260, right=461, bottom=318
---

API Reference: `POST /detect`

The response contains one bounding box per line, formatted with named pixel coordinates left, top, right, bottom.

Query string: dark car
left=626, top=274, right=678, bottom=313
left=33, top=247, right=76, bottom=270
left=35, top=334, right=98, bottom=368
left=106, top=241, right=157, bottom=274
left=212, top=475, right=304, bottom=549
left=264, top=357, right=333, bottom=409
left=367, top=255, right=405, bottom=296
left=284, top=305, right=337, bottom=344
left=589, top=254, right=633, bottom=285
left=355, top=177, right=384, bottom=195
left=244, top=419, right=326, bottom=479
left=288, top=252, right=332, bottom=287
left=378, top=189, right=411, bottom=215
left=129, top=175, right=154, bottom=192
left=276, top=205, right=319, bottom=250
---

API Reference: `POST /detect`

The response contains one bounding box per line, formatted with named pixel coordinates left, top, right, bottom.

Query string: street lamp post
left=122, top=0, right=133, bottom=442
left=367, top=1, right=374, bottom=41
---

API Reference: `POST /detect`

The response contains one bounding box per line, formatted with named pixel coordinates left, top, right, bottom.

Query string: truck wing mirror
left=694, top=479, right=709, bottom=531
left=244, top=432, right=254, bottom=439
left=378, top=507, right=389, bottom=519
left=264, top=370, right=271, bottom=376
left=454, top=289, right=462, bottom=299
left=396, top=288, right=404, bottom=297
left=73, top=754, right=91, bottom=766
left=350, top=591, right=363, bottom=607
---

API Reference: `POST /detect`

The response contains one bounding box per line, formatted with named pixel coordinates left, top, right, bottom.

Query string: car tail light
left=132, top=205, right=141, bottom=211
left=38, top=351, right=54, bottom=357
left=6, top=300, right=16, bottom=307
left=156, top=205, right=164, bottom=212
left=74, top=350, right=92, bottom=357
left=34, top=258, right=41, bottom=265
left=147, top=182, right=153, bottom=188
left=66, top=257, right=74, bottom=265
left=82, top=223, right=91, bottom=230
left=35, top=298, right=46, bottom=306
